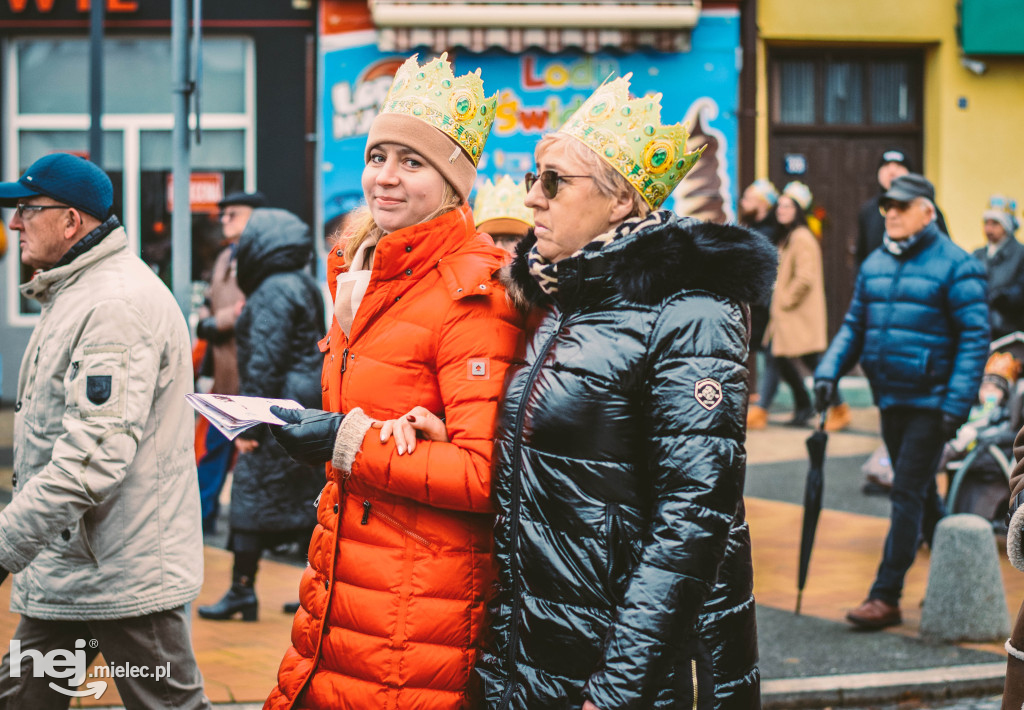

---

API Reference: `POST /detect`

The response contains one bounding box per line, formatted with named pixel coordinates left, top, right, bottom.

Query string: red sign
left=320, top=0, right=372, bottom=35
left=166, top=173, right=225, bottom=213
left=6, top=0, right=138, bottom=12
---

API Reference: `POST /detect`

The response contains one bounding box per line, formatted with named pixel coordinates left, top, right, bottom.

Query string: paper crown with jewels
left=557, top=75, right=703, bottom=209
left=473, top=175, right=534, bottom=229
left=378, top=53, right=497, bottom=166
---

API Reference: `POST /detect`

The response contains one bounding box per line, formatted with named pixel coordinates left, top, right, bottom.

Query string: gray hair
left=535, top=133, right=649, bottom=219
left=914, top=196, right=937, bottom=223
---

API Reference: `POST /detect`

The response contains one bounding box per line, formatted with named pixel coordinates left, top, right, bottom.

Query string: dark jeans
left=773, top=352, right=842, bottom=412
left=870, top=406, right=947, bottom=605
left=758, top=349, right=781, bottom=408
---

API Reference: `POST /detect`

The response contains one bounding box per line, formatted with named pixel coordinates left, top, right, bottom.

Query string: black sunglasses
left=878, top=200, right=914, bottom=215
left=524, top=170, right=594, bottom=200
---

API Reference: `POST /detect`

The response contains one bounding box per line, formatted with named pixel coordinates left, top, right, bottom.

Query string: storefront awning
left=370, top=0, right=701, bottom=53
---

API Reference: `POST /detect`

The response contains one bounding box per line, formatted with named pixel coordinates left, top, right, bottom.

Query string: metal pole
left=191, top=0, right=203, bottom=143
left=88, top=0, right=104, bottom=166
left=171, top=0, right=192, bottom=314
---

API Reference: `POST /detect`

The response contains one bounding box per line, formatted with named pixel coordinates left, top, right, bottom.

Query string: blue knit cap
left=0, top=153, right=113, bottom=220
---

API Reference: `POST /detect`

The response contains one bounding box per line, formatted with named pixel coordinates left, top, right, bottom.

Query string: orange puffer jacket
left=265, top=204, right=522, bottom=710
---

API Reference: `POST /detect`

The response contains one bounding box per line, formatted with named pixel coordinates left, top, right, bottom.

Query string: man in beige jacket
left=0, top=153, right=209, bottom=709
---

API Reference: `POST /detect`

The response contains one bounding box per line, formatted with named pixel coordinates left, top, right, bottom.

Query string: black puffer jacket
left=231, top=208, right=326, bottom=533
left=477, top=211, right=777, bottom=710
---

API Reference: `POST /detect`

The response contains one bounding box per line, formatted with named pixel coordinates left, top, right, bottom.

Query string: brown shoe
left=747, top=405, right=768, bottom=430
left=824, top=402, right=852, bottom=432
left=846, top=598, right=901, bottom=630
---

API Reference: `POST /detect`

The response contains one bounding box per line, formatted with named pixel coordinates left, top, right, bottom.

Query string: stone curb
left=762, top=662, right=1006, bottom=708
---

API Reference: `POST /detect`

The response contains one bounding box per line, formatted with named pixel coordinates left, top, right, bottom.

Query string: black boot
left=785, top=405, right=816, bottom=427
left=198, top=578, right=258, bottom=621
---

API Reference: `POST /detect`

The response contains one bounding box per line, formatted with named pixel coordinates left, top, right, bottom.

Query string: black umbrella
left=796, top=410, right=829, bottom=615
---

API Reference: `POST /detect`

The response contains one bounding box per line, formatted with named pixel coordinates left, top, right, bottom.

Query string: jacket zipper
left=361, top=500, right=434, bottom=550
left=879, top=261, right=905, bottom=381
left=605, top=503, right=622, bottom=593
left=691, top=658, right=699, bottom=710
left=286, top=480, right=343, bottom=710
left=499, top=313, right=566, bottom=710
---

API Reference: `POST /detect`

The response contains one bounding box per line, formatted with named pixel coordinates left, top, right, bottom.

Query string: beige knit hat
left=364, top=54, right=498, bottom=202
left=365, top=114, right=476, bottom=201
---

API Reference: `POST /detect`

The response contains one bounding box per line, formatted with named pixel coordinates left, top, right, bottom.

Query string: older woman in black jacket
left=476, top=78, right=776, bottom=709
left=198, top=208, right=325, bottom=621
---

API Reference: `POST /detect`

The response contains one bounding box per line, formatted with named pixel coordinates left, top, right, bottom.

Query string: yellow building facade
left=757, top=0, right=1024, bottom=253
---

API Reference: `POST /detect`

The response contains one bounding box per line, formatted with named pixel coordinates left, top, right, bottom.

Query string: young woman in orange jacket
left=262, top=55, right=522, bottom=709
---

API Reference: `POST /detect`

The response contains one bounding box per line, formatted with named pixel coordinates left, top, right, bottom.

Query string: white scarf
left=334, top=235, right=378, bottom=337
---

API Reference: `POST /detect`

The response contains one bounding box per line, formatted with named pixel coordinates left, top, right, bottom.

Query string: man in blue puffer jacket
left=814, top=173, right=989, bottom=630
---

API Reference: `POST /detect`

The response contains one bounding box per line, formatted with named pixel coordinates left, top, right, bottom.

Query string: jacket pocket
left=360, top=499, right=437, bottom=551
left=63, top=516, right=99, bottom=566
left=882, top=346, right=931, bottom=386
left=74, top=344, right=129, bottom=419
left=604, top=503, right=629, bottom=600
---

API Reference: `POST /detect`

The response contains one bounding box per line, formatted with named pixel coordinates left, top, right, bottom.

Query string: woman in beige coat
left=765, top=182, right=850, bottom=429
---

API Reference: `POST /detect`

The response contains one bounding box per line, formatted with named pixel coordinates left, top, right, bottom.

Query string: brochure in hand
left=185, top=393, right=303, bottom=440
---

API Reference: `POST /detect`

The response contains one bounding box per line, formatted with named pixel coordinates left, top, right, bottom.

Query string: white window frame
left=3, top=35, right=256, bottom=327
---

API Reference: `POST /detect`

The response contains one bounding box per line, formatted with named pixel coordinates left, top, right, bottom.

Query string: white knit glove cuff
left=332, top=408, right=374, bottom=476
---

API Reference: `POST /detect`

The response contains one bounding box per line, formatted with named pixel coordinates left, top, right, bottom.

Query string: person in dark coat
left=815, top=173, right=989, bottom=630
left=194, top=191, right=267, bottom=533
left=972, top=196, right=1024, bottom=339
left=198, top=208, right=325, bottom=621
left=856, top=149, right=950, bottom=266
left=476, top=76, right=775, bottom=710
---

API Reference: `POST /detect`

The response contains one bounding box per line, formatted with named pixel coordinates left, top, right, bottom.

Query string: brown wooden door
left=768, top=50, right=924, bottom=340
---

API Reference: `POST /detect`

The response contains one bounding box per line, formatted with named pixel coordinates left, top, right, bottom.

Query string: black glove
left=195, top=316, right=233, bottom=345
left=268, top=406, right=344, bottom=466
left=940, top=413, right=963, bottom=441
left=813, top=379, right=835, bottom=414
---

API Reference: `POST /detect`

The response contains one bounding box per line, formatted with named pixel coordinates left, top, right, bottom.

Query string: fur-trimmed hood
left=504, top=211, right=778, bottom=312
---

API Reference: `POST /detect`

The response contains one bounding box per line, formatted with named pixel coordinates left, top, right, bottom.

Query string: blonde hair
left=342, top=180, right=461, bottom=265
left=535, top=133, right=650, bottom=220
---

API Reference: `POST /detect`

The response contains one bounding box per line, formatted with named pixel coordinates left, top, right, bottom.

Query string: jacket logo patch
left=468, top=358, right=489, bottom=379
left=86, top=375, right=112, bottom=405
left=694, top=378, right=723, bottom=411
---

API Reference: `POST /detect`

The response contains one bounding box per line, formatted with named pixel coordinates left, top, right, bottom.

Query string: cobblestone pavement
left=842, top=695, right=1002, bottom=709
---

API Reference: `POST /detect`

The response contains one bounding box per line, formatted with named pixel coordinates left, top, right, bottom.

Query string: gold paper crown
left=473, top=175, right=534, bottom=228
left=379, top=53, right=498, bottom=167
left=558, top=74, right=703, bottom=209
